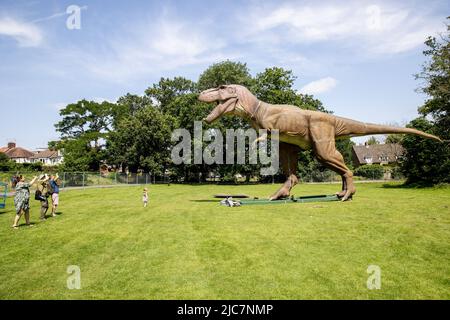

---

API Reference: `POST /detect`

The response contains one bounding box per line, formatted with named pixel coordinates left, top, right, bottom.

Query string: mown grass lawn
left=0, top=182, right=449, bottom=299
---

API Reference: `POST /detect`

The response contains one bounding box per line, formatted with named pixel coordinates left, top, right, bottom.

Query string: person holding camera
left=35, top=174, right=51, bottom=220
left=12, top=175, right=38, bottom=229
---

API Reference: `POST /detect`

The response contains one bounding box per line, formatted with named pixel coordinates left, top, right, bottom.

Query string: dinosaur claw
left=340, top=188, right=356, bottom=201
left=335, top=190, right=346, bottom=198
left=269, top=190, right=290, bottom=201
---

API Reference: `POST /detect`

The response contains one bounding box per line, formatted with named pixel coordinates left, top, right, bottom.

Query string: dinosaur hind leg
left=269, top=174, right=298, bottom=200
left=336, top=176, right=347, bottom=198
left=269, top=142, right=300, bottom=200
left=312, top=137, right=355, bottom=201
left=318, top=150, right=355, bottom=200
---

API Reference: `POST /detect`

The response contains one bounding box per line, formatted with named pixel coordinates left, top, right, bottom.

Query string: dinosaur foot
left=269, top=188, right=290, bottom=201
left=340, top=188, right=356, bottom=201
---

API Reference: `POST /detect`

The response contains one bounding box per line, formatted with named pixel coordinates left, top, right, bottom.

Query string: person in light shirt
left=143, top=188, right=149, bottom=207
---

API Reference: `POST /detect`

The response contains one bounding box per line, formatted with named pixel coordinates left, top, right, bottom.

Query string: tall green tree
left=197, top=60, right=253, bottom=91
left=161, top=93, right=215, bottom=182
left=57, top=137, right=105, bottom=171
left=366, top=136, right=379, bottom=145
left=253, top=67, right=299, bottom=105
left=401, top=118, right=449, bottom=184
left=145, top=77, right=197, bottom=114
left=385, top=134, right=403, bottom=144
left=416, top=20, right=450, bottom=134
left=113, top=94, right=152, bottom=127
left=56, top=100, right=116, bottom=142
left=55, top=100, right=118, bottom=171
left=401, top=19, right=450, bottom=184
left=107, top=107, right=175, bottom=174
left=144, top=77, right=213, bottom=181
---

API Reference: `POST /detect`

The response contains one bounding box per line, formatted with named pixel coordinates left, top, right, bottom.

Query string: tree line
left=53, top=62, right=353, bottom=182
left=400, top=18, right=450, bottom=184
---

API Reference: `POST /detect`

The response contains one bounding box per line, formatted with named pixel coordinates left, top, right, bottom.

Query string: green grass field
left=0, top=182, right=449, bottom=299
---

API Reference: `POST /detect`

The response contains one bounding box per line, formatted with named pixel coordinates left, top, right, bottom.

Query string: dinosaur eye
left=219, top=85, right=226, bottom=89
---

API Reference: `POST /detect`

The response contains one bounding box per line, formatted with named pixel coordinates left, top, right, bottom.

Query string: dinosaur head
left=199, top=85, right=256, bottom=124
left=198, top=85, right=239, bottom=123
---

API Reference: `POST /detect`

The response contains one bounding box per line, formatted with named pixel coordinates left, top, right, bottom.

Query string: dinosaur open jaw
left=203, top=98, right=237, bottom=124
left=204, top=101, right=226, bottom=124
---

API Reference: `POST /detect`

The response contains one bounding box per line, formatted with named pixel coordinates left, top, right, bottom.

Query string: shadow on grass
left=0, top=208, right=15, bottom=215
left=46, top=211, right=63, bottom=217
left=12, top=222, right=36, bottom=229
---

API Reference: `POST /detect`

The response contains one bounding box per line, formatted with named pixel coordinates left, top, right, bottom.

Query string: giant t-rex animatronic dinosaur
left=198, top=85, right=442, bottom=201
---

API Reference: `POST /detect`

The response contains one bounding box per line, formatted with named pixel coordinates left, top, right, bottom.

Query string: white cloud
left=239, top=1, right=444, bottom=55
left=299, top=77, right=337, bottom=95
left=151, top=21, right=209, bottom=57
left=0, top=17, right=42, bottom=47
left=74, top=13, right=229, bottom=82
left=250, top=5, right=354, bottom=41
left=15, top=1, right=445, bottom=85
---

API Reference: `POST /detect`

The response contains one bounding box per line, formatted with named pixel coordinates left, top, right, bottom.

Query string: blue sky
left=1, top=0, right=449, bottom=149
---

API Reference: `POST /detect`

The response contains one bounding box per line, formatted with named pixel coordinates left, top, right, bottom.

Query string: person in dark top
left=11, top=175, right=18, bottom=189
left=49, top=174, right=60, bottom=217
left=36, top=174, right=50, bottom=220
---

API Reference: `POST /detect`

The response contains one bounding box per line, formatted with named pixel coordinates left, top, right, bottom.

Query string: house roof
left=352, top=143, right=404, bottom=165
left=30, top=149, right=59, bottom=159
left=4, top=147, right=35, bottom=159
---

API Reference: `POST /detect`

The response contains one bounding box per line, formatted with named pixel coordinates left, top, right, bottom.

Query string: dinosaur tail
left=335, top=117, right=442, bottom=142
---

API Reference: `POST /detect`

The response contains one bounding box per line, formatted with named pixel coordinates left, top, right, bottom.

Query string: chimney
left=7, top=142, right=16, bottom=149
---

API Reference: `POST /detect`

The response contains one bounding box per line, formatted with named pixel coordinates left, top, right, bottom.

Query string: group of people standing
left=12, top=174, right=60, bottom=229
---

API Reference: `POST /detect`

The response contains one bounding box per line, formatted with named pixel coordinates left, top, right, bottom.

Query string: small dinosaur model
left=198, top=85, right=441, bottom=201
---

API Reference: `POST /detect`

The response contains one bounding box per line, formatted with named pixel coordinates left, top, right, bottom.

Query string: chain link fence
left=59, top=172, right=163, bottom=188
left=0, top=172, right=169, bottom=190
left=0, top=168, right=403, bottom=190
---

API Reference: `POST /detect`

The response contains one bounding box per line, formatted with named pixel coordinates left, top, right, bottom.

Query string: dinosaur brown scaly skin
left=199, top=85, right=442, bottom=201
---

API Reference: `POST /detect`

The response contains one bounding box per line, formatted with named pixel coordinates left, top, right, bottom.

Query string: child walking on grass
left=143, top=188, right=149, bottom=207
